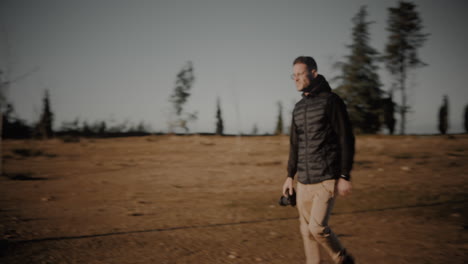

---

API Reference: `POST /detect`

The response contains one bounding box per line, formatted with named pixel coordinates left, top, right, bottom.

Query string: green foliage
left=383, top=1, right=429, bottom=135
left=438, top=95, right=449, bottom=135
left=275, top=101, right=283, bottom=135
left=170, top=61, right=195, bottom=115
left=334, top=6, right=383, bottom=134
left=215, top=97, right=224, bottom=135
left=384, top=1, right=429, bottom=74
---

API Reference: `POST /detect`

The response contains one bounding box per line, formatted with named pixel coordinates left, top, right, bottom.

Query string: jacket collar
left=301, top=74, right=331, bottom=98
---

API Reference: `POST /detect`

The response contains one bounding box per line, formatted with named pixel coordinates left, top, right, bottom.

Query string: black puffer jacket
left=287, top=75, right=355, bottom=184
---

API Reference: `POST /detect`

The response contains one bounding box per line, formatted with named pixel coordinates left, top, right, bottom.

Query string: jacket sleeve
left=327, top=94, right=355, bottom=179
left=287, top=113, right=298, bottom=179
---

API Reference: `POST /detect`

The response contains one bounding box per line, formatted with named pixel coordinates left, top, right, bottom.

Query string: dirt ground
left=0, top=134, right=467, bottom=264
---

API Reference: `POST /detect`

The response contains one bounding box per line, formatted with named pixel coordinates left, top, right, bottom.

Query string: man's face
left=292, top=63, right=314, bottom=92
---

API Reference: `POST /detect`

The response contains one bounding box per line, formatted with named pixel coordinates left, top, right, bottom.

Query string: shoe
left=338, top=249, right=355, bottom=264
left=340, top=254, right=354, bottom=264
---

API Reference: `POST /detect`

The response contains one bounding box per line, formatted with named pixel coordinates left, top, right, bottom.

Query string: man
left=282, top=56, right=355, bottom=264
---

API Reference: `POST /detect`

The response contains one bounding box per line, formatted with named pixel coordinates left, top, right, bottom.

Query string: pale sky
left=1, top=0, right=467, bottom=134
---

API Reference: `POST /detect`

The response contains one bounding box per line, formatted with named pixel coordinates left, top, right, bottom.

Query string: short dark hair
left=293, top=56, right=318, bottom=71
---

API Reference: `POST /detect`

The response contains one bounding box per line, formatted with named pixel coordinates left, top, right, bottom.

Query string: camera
left=279, top=188, right=296, bottom=207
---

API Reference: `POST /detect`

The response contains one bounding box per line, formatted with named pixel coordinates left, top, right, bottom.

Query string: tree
left=464, top=104, right=468, bottom=133
left=136, top=121, right=150, bottom=133
left=334, top=6, right=383, bottom=134
left=0, top=70, right=7, bottom=109
left=215, top=97, right=224, bottom=135
left=0, top=70, right=8, bottom=176
left=107, top=119, right=128, bottom=133
left=2, top=103, right=31, bottom=138
left=382, top=91, right=397, bottom=134
left=82, top=121, right=92, bottom=137
left=275, top=101, right=284, bottom=135
left=383, top=1, right=429, bottom=135
left=438, top=95, right=449, bottom=135
left=60, top=118, right=80, bottom=134
left=168, top=61, right=197, bottom=133
left=251, top=123, right=258, bottom=135
left=36, top=89, right=54, bottom=139
left=98, top=121, right=107, bottom=136
left=1, top=26, right=38, bottom=174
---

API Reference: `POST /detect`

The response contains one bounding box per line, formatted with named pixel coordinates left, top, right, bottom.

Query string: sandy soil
left=0, top=134, right=467, bottom=264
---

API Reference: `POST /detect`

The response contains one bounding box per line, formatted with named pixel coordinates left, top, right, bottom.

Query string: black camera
left=279, top=188, right=296, bottom=207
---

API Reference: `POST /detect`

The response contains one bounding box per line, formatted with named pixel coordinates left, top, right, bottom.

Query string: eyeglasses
left=290, top=71, right=309, bottom=80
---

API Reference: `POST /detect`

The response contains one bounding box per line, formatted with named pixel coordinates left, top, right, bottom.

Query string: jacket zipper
left=304, top=101, right=309, bottom=182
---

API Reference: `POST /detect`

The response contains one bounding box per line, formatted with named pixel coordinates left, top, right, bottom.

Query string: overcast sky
left=1, top=0, right=467, bottom=134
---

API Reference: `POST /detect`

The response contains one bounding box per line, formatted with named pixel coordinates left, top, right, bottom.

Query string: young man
left=282, top=56, right=355, bottom=264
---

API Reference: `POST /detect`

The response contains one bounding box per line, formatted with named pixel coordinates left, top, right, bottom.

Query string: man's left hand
left=336, top=178, right=352, bottom=196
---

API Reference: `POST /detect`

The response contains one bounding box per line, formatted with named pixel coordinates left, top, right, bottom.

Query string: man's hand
left=336, top=178, right=352, bottom=196
left=282, top=177, right=294, bottom=196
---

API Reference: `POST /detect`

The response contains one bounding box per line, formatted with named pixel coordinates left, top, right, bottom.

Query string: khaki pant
left=297, top=180, right=343, bottom=264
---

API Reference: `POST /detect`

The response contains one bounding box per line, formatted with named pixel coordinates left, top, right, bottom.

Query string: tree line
left=0, top=88, right=153, bottom=140
left=1, top=1, right=467, bottom=140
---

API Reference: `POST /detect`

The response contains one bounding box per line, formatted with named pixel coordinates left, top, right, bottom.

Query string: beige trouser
left=297, top=180, right=343, bottom=264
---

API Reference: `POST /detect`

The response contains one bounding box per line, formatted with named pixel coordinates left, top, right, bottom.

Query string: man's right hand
left=282, top=177, right=294, bottom=196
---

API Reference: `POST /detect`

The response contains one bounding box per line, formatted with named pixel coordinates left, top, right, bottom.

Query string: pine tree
left=82, top=121, right=92, bottom=137
left=37, top=89, right=54, bottom=139
left=334, top=6, right=383, bottom=134
left=215, top=97, right=224, bottom=135
left=438, top=95, right=449, bottom=135
left=464, top=104, right=468, bottom=133
left=383, top=1, right=429, bottom=135
left=2, top=103, right=31, bottom=138
left=0, top=70, right=7, bottom=111
left=382, top=91, right=397, bottom=135
left=275, top=101, right=283, bottom=135
left=168, top=61, right=197, bottom=133
left=136, top=121, right=149, bottom=133
left=251, top=123, right=258, bottom=135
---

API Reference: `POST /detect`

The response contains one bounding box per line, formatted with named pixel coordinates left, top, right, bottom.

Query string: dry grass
left=0, top=134, right=467, bottom=263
